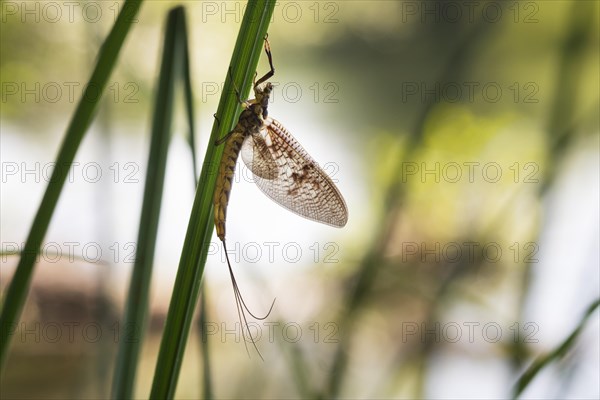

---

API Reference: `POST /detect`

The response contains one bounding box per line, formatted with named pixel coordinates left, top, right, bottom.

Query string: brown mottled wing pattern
left=241, top=133, right=278, bottom=180
left=241, top=117, right=348, bottom=228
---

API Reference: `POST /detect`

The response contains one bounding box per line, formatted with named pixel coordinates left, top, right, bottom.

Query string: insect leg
left=214, top=67, right=247, bottom=146
left=228, top=66, right=244, bottom=105
left=215, top=128, right=235, bottom=146
left=255, top=35, right=275, bottom=87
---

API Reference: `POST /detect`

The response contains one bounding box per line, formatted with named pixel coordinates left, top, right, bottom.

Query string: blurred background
left=1, top=0, right=598, bottom=398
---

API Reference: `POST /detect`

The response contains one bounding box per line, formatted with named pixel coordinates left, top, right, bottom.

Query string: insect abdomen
left=214, top=130, right=246, bottom=241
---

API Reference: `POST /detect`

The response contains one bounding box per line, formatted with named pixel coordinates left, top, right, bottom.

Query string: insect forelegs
left=254, top=35, right=275, bottom=88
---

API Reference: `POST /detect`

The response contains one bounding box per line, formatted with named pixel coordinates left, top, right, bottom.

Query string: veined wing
left=241, top=133, right=278, bottom=180
left=242, top=117, right=348, bottom=228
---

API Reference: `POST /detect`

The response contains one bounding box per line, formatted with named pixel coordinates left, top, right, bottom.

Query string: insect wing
left=245, top=118, right=348, bottom=228
left=241, top=133, right=279, bottom=180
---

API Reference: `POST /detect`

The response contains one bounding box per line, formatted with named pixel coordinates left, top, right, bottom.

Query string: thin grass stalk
left=0, top=0, right=143, bottom=371
left=513, top=299, right=600, bottom=397
left=111, top=6, right=190, bottom=398
left=149, top=1, right=276, bottom=398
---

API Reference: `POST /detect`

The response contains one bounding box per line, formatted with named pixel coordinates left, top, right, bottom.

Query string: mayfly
left=213, top=36, right=348, bottom=357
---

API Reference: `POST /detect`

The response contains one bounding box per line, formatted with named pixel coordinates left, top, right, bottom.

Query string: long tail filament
left=221, top=240, right=276, bottom=360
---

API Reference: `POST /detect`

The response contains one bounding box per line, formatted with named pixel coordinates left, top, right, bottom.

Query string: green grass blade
left=513, top=298, right=600, bottom=398
left=0, top=0, right=143, bottom=371
left=178, top=16, right=214, bottom=396
left=175, top=6, right=215, bottom=397
left=175, top=9, right=213, bottom=397
left=110, top=6, right=188, bottom=399
left=180, top=20, right=199, bottom=185
left=149, top=1, right=276, bottom=398
left=198, top=287, right=213, bottom=399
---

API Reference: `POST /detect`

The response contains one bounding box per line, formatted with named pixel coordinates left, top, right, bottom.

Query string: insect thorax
left=254, top=82, right=273, bottom=119
left=239, top=83, right=273, bottom=135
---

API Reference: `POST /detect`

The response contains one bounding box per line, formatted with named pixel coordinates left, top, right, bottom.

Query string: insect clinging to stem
left=213, top=35, right=348, bottom=358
